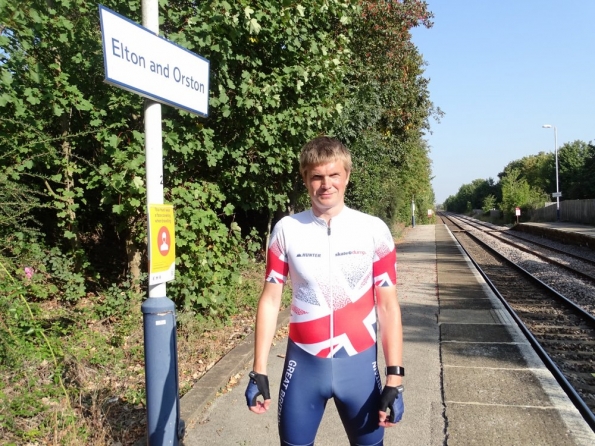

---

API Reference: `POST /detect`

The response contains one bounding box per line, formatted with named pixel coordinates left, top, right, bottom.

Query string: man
left=245, top=136, right=404, bottom=446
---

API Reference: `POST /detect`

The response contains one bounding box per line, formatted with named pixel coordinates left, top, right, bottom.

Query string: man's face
left=305, top=160, right=350, bottom=217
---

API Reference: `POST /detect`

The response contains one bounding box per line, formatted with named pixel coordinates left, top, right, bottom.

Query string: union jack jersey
left=265, top=207, right=397, bottom=358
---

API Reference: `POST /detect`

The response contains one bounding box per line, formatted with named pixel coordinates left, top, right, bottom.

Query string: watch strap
left=385, top=366, right=405, bottom=376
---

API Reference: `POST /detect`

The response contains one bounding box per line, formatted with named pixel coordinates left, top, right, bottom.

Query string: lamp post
left=542, top=124, right=560, bottom=221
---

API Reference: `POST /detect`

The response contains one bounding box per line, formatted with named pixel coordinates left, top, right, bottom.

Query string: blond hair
left=299, top=136, right=352, bottom=180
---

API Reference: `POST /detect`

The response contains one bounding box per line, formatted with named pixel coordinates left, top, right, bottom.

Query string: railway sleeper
left=565, top=379, right=595, bottom=394
left=529, top=324, right=595, bottom=332
left=546, top=350, right=595, bottom=358
left=539, top=339, right=595, bottom=348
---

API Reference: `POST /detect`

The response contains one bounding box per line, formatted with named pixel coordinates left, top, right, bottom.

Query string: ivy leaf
left=24, top=88, right=40, bottom=105
left=248, top=18, right=261, bottom=35
left=1, top=70, right=13, bottom=86
left=0, top=93, right=12, bottom=107
left=133, top=176, right=144, bottom=190
left=29, top=8, right=42, bottom=23
left=53, top=104, right=64, bottom=116
left=107, top=134, right=119, bottom=148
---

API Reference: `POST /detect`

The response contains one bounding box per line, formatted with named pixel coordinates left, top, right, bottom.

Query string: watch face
left=249, top=371, right=257, bottom=379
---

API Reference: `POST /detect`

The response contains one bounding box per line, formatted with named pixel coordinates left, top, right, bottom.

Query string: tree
left=5, top=1, right=425, bottom=311
left=558, top=140, right=592, bottom=199
left=1, top=0, right=440, bottom=311
left=443, top=178, right=498, bottom=213
left=155, top=0, right=359, bottom=307
left=334, top=0, right=438, bottom=225
left=482, top=194, right=496, bottom=213
left=499, top=152, right=552, bottom=195
left=1, top=0, right=146, bottom=296
left=580, top=142, right=595, bottom=198
left=500, top=168, right=547, bottom=221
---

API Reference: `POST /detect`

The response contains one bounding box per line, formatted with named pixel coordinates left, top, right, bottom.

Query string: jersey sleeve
left=372, top=219, right=397, bottom=287
left=265, top=219, right=289, bottom=284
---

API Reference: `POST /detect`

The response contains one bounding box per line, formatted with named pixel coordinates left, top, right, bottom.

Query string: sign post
left=551, top=192, right=562, bottom=222
left=99, top=2, right=210, bottom=443
left=515, top=206, right=521, bottom=224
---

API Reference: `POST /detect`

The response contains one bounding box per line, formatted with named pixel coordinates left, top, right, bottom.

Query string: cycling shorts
left=277, top=339, right=385, bottom=446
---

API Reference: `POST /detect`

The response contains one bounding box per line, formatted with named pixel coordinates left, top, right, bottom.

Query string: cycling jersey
left=266, top=207, right=397, bottom=358
left=265, top=207, right=397, bottom=445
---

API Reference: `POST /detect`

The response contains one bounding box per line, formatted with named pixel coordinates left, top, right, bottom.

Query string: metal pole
left=543, top=124, right=560, bottom=222
left=141, top=0, right=181, bottom=444
left=411, top=197, right=415, bottom=227
left=554, top=126, right=560, bottom=221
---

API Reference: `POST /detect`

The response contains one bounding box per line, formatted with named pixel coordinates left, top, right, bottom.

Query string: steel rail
left=451, top=213, right=595, bottom=267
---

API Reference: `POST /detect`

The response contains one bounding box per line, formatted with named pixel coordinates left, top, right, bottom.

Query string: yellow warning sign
left=148, top=204, right=175, bottom=285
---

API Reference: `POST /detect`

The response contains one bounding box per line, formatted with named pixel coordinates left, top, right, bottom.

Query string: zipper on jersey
left=327, top=219, right=333, bottom=357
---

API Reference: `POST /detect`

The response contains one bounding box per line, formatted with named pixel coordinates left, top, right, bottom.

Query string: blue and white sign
left=99, top=5, right=209, bottom=116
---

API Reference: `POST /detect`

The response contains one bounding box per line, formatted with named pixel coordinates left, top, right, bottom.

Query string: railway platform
left=514, top=221, right=595, bottom=247
left=180, top=223, right=595, bottom=445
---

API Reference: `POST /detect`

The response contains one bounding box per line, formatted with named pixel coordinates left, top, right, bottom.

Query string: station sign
left=99, top=5, right=209, bottom=116
left=148, top=204, right=176, bottom=285
left=552, top=192, right=562, bottom=198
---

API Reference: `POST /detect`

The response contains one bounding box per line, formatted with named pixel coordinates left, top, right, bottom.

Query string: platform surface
left=180, top=224, right=595, bottom=445
left=515, top=221, right=595, bottom=246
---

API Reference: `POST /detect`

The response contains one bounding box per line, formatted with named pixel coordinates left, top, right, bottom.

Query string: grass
left=0, top=259, right=277, bottom=445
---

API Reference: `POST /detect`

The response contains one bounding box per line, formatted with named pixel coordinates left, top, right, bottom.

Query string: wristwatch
left=385, top=366, right=405, bottom=377
left=395, top=385, right=404, bottom=394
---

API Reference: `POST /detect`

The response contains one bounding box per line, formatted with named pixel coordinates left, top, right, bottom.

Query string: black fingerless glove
left=379, top=385, right=404, bottom=423
left=245, top=371, right=271, bottom=407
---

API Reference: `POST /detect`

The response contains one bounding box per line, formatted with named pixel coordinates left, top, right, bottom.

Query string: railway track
left=453, top=213, right=595, bottom=270
left=438, top=212, right=595, bottom=429
left=443, top=213, right=595, bottom=317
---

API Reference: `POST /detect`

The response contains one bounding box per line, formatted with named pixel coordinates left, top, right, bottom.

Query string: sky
left=411, top=0, right=595, bottom=204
